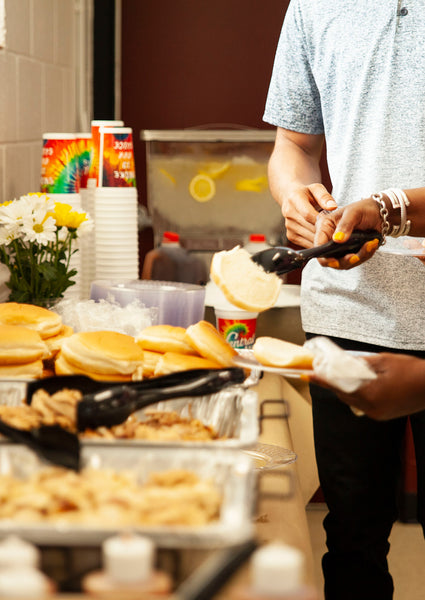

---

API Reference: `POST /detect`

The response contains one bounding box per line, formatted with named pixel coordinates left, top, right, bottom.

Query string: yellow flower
left=50, top=202, right=88, bottom=229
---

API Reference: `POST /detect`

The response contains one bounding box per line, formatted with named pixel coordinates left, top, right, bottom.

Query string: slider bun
left=210, top=246, right=281, bottom=312
left=0, top=302, right=62, bottom=339
left=59, top=331, right=144, bottom=377
left=153, top=352, right=222, bottom=377
left=141, top=349, right=164, bottom=378
left=44, top=325, right=74, bottom=359
left=184, top=320, right=237, bottom=367
left=253, top=336, right=314, bottom=369
left=0, top=325, right=48, bottom=364
left=0, top=360, right=44, bottom=379
left=136, top=325, right=198, bottom=355
left=54, top=354, right=135, bottom=381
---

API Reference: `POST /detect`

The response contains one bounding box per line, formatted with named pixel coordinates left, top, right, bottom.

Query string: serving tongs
left=251, top=229, right=383, bottom=275
left=27, top=368, right=247, bottom=432
left=0, top=420, right=80, bottom=471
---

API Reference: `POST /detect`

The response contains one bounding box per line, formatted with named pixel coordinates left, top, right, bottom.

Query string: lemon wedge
left=197, top=161, right=231, bottom=179
left=158, top=168, right=176, bottom=185
left=235, top=175, right=268, bottom=192
left=189, top=174, right=216, bottom=202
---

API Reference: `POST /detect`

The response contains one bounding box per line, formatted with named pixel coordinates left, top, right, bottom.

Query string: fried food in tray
left=0, top=445, right=255, bottom=547
left=0, top=466, right=221, bottom=527
left=0, top=388, right=222, bottom=442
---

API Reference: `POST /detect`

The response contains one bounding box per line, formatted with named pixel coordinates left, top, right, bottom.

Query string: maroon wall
left=121, top=0, right=289, bottom=205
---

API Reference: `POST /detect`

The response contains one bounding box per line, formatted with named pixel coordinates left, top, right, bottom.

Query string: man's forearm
left=268, top=128, right=324, bottom=208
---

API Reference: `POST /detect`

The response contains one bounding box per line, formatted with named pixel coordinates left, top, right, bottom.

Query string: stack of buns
left=135, top=321, right=237, bottom=377
left=55, top=330, right=145, bottom=381
left=0, top=301, right=239, bottom=381
left=0, top=303, right=72, bottom=378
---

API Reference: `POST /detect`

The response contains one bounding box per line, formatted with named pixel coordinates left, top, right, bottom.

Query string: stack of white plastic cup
left=89, top=122, right=139, bottom=282
left=94, top=187, right=139, bottom=280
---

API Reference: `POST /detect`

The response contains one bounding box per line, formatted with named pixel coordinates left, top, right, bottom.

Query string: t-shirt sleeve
left=263, top=0, right=324, bottom=134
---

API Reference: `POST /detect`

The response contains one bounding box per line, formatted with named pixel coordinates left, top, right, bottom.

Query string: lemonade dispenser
left=140, top=129, right=285, bottom=264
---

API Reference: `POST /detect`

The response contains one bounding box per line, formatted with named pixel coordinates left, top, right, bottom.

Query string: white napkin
left=304, top=336, right=377, bottom=394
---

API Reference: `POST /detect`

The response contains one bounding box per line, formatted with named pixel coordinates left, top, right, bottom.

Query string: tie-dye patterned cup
left=215, top=307, right=258, bottom=349
left=40, top=133, right=79, bottom=193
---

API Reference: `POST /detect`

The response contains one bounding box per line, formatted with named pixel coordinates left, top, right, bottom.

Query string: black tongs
left=27, top=368, right=246, bottom=432
left=251, top=229, right=383, bottom=275
left=0, top=420, right=80, bottom=471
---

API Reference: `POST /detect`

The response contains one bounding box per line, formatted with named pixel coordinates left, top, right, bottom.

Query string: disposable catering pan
left=0, top=444, right=256, bottom=548
left=0, top=379, right=260, bottom=449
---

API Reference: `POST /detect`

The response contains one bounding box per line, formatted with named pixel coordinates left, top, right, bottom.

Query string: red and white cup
left=214, top=307, right=258, bottom=350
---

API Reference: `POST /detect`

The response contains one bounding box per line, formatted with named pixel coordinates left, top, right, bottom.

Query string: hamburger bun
left=54, top=353, right=136, bottom=382
left=44, top=324, right=74, bottom=359
left=136, top=325, right=198, bottom=355
left=0, top=360, right=44, bottom=379
left=0, top=302, right=62, bottom=339
left=58, top=331, right=144, bottom=378
left=253, top=336, right=314, bottom=369
left=0, top=325, right=48, bottom=364
left=141, top=349, right=164, bottom=378
left=210, top=246, right=281, bottom=312
left=184, top=320, right=237, bottom=367
left=153, top=352, right=222, bottom=377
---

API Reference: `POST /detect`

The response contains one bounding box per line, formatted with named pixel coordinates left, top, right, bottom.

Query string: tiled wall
left=0, top=0, right=79, bottom=204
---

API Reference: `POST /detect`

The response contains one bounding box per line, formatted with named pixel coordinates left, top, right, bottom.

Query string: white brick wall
left=0, top=0, right=83, bottom=203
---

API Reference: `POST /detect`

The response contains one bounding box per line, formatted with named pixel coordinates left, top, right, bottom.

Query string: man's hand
left=282, top=183, right=337, bottom=248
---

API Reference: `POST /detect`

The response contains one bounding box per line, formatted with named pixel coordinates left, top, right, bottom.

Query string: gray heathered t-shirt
left=263, top=0, right=425, bottom=350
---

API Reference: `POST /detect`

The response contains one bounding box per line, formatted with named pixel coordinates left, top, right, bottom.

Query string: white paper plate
left=232, top=350, right=313, bottom=378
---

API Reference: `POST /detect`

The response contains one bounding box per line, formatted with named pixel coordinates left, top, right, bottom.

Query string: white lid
left=141, top=128, right=276, bottom=143
left=0, top=536, right=39, bottom=568
left=251, top=543, right=304, bottom=596
left=0, top=567, right=50, bottom=597
left=103, top=533, right=154, bottom=584
left=43, top=132, right=76, bottom=139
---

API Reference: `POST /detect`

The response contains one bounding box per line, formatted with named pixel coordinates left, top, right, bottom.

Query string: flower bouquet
left=0, top=193, right=93, bottom=307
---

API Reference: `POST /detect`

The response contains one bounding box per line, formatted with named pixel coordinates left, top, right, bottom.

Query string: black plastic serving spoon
left=251, top=229, right=383, bottom=275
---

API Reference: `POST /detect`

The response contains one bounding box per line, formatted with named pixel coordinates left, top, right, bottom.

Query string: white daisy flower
left=21, top=214, right=57, bottom=245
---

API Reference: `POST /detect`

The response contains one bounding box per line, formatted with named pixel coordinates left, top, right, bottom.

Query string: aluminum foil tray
left=0, top=444, right=256, bottom=548
left=0, top=381, right=259, bottom=449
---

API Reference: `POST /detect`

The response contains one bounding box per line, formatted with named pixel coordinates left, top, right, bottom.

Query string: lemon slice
left=198, top=161, right=231, bottom=179
left=189, top=174, right=216, bottom=202
left=235, top=175, right=268, bottom=192
left=158, top=168, right=176, bottom=185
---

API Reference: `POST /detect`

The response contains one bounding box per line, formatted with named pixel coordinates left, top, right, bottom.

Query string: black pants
left=306, top=333, right=425, bottom=600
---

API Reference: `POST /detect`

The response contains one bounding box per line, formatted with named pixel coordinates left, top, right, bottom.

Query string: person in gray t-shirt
left=263, top=2, right=425, bottom=599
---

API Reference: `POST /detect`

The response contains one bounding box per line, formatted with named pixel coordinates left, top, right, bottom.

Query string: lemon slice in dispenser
left=198, top=161, right=231, bottom=179
left=189, top=174, right=216, bottom=202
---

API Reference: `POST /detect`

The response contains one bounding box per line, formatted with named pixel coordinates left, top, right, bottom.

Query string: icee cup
left=215, top=306, right=258, bottom=350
